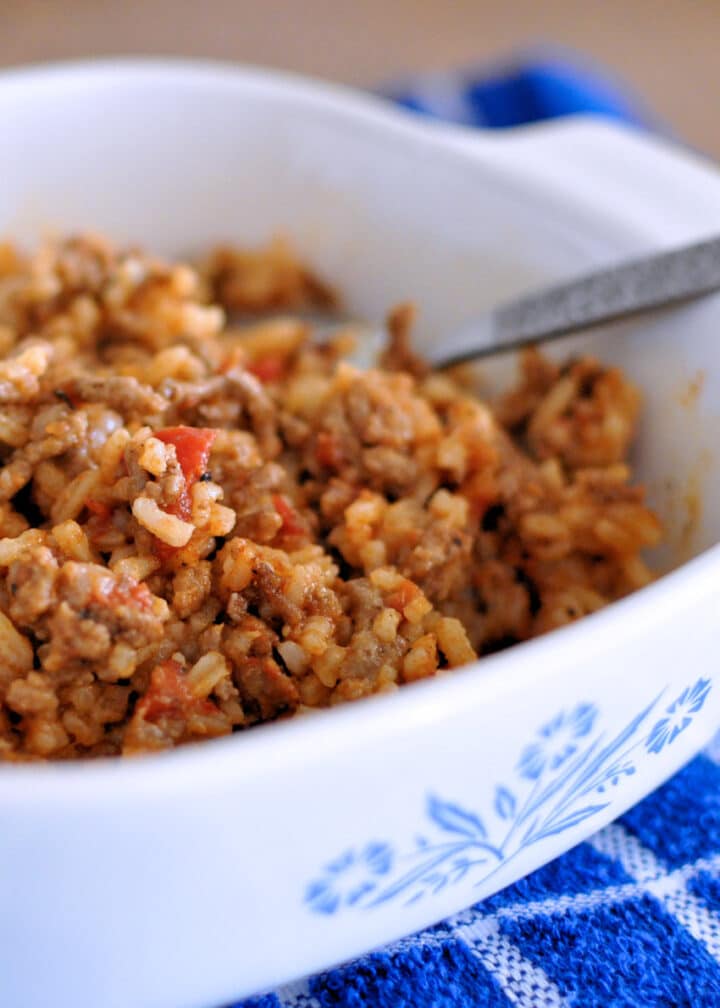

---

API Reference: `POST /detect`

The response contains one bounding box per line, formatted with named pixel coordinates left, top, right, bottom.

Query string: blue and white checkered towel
left=235, top=56, right=720, bottom=1008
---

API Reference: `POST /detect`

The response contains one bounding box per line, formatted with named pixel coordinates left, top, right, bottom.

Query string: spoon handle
left=429, top=234, right=720, bottom=368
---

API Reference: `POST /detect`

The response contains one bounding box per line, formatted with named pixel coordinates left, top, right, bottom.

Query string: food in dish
left=0, top=236, right=661, bottom=760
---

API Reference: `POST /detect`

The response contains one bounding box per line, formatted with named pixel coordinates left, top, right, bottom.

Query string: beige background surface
left=1, top=0, right=719, bottom=158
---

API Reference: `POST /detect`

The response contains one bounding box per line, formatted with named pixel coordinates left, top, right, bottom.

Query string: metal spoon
left=424, top=234, right=720, bottom=368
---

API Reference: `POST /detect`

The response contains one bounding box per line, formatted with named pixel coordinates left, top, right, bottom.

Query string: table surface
left=1, top=0, right=719, bottom=159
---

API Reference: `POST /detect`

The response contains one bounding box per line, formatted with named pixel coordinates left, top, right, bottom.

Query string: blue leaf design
left=423, top=871, right=448, bottom=894
left=427, top=794, right=486, bottom=839
left=452, top=856, right=471, bottom=871
left=525, top=803, right=609, bottom=844
left=494, top=785, right=516, bottom=820
left=523, top=814, right=540, bottom=842
left=686, top=677, right=712, bottom=713
left=451, top=863, right=470, bottom=881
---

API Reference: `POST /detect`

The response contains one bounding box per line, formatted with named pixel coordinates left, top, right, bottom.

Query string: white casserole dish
left=0, top=60, right=719, bottom=1008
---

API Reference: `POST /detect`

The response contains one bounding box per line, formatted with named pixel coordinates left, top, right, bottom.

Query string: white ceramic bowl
left=1, top=60, right=720, bottom=1008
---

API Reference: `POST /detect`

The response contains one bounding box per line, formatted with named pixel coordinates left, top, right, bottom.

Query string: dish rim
left=0, top=56, right=718, bottom=795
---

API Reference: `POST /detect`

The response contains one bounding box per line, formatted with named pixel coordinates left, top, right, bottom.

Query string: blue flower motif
left=646, top=678, right=712, bottom=755
left=304, top=678, right=711, bottom=915
left=304, top=842, right=393, bottom=915
left=517, top=703, right=597, bottom=780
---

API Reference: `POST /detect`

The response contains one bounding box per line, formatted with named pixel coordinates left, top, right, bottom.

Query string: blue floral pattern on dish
left=305, top=677, right=712, bottom=914
left=646, top=678, right=712, bottom=754
left=517, top=702, right=597, bottom=780
left=305, top=842, right=394, bottom=914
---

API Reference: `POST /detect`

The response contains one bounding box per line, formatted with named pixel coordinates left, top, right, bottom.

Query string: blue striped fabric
left=233, top=58, right=719, bottom=1008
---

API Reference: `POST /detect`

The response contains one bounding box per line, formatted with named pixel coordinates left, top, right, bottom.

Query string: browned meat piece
left=63, top=375, right=166, bottom=420
left=361, top=446, right=419, bottom=497
left=400, top=525, right=473, bottom=603
left=0, top=406, right=89, bottom=500
left=233, top=655, right=300, bottom=721
left=201, top=238, right=336, bottom=315
left=225, top=368, right=281, bottom=459
left=379, top=302, right=429, bottom=378
left=54, top=562, right=168, bottom=648
left=4, top=556, right=169, bottom=678
left=6, top=545, right=59, bottom=625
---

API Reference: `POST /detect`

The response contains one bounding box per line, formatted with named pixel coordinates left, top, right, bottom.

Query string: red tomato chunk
left=273, top=494, right=306, bottom=537
left=155, top=426, right=218, bottom=485
left=247, top=355, right=286, bottom=383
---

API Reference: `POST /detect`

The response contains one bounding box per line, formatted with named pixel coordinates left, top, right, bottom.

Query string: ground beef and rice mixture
left=0, top=235, right=661, bottom=760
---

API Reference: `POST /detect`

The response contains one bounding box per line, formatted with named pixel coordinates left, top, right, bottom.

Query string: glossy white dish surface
left=1, top=60, right=720, bottom=1008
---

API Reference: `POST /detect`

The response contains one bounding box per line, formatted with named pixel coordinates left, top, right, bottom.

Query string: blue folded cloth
left=381, top=51, right=655, bottom=131
left=235, top=56, right=719, bottom=1008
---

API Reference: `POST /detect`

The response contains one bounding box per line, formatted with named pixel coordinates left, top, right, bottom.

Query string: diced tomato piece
left=152, top=427, right=218, bottom=559
left=137, top=659, right=215, bottom=722
left=272, top=494, right=306, bottom=537
left=247, top=355, right=285, bottom=383
left=86, top=498, right=112, bottom=521
left=315, top=431, right=344, bottom=469
left=103, top=579, right=155, bottom=613
left=386, top=579, right=421, bottom=613
left=155, top=426, right=218, bottom=485
left=137, top=660, right=191, bottom=721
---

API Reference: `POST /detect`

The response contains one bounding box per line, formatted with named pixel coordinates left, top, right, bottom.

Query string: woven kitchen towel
left=234, top=56, right=719, bottom=1008
left=380, top=50, right=655, bottom=131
